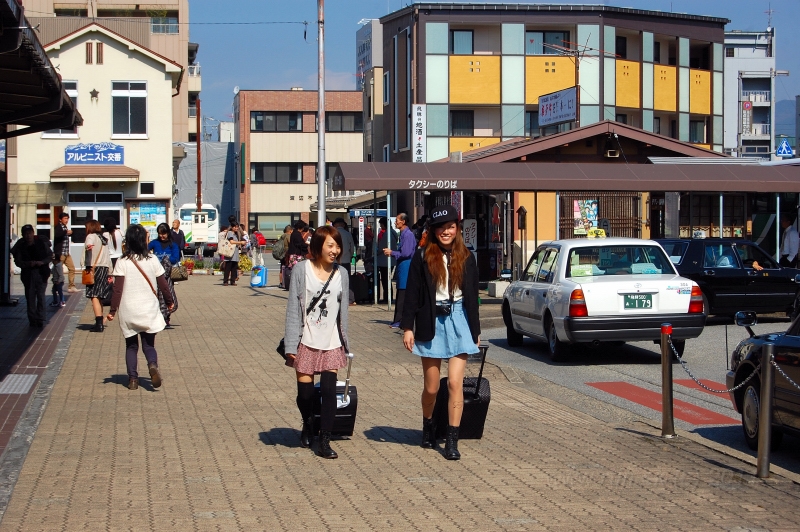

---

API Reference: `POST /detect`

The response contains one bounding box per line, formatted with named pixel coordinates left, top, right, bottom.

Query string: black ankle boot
left=90, top=317, right=104, bottom=332
left=300, top=417, right=312, bottom=448
left=444, top=425, right=460, bottom=460
left=318, top=430, right=338, bottom=459
left=421, top=417, right=437, bottom=449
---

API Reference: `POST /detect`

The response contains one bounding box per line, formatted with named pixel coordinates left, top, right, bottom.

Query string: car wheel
left=741, top=377, right=783, bottom=451
left=546, top=317, right=569, bottom=362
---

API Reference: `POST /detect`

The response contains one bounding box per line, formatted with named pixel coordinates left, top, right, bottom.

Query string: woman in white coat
left=106, top=224, right=174, bottom=390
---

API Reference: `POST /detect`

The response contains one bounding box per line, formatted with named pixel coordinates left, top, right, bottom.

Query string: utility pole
left=196, top=98, right=202, bottom=212
left=317, top=0, right=327, bottom=227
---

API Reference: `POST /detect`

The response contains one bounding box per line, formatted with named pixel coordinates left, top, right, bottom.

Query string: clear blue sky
left=189, top=0, right=799, bottom=133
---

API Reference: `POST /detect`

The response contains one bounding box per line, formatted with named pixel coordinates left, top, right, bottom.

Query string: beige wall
left=15, top=30, right=177, bottom=204
left=250, top=133, right=364, bottom=163
left=249, top=183, right=318, bottom=214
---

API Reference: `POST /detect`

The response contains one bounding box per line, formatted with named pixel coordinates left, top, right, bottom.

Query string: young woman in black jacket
left=400, top=205, right=480, bottom=460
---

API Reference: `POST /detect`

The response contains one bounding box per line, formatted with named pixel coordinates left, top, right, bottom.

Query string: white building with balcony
left=723, top=29, right=780, bottom=159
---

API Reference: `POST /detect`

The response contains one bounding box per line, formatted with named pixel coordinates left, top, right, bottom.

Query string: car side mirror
left=794, top=274, right=800, bottom=283
left=735, top=310, right=758, bottom=337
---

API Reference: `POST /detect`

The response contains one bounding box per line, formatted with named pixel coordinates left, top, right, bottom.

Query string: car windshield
left=566, top=245, right=674, bottom=278
left=179, top=208, right=217, bottom=222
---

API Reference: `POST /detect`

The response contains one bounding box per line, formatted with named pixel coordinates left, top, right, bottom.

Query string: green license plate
left=624, top=294, right=652, bottom=309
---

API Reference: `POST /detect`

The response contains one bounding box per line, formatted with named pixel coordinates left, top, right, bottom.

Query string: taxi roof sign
left=586, top=228, right=606, bottom=238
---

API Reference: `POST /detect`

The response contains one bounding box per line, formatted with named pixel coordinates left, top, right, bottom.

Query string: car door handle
left=703, top=270, right=716, bottom=276
left=524, top=290, right=529, bottom=296
left=542, top=292, right=547, bottom=298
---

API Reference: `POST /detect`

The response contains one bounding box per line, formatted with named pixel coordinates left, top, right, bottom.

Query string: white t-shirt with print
left=300, top=261, right=342, bottom=350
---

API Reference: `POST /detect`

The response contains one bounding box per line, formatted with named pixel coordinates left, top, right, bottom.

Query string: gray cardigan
left=284, top=260, right=350, bottom=356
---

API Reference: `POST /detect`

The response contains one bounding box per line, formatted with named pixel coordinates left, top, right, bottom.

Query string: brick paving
left=0, top=271, right=799, bottom=530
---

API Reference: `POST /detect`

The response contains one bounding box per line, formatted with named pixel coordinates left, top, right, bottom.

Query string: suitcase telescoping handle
left=473, top=342, right=489, bottom=398
left=342, top=352, right=354, bottom=404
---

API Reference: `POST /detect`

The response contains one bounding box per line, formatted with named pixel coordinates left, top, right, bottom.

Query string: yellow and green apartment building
left=381, top=3, right=727, bottom=160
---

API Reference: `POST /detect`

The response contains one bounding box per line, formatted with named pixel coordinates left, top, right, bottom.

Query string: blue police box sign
left=65, top=142, right=124, bottom=165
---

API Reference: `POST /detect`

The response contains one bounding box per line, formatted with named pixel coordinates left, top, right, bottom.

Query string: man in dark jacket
left=11, top=225, right=52, bottom=327
left=53, top=212, right=78, bottom=292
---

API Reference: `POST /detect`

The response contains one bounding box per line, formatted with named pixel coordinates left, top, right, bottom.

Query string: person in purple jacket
left=383, top=213, right=416, bottom=327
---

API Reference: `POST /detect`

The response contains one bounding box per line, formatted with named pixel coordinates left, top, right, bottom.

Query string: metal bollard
left=661, top=323, right=676, bottom=438
left=756, top=343, right=775, bottom=478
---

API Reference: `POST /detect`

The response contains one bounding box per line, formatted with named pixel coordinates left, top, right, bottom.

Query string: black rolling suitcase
left=433, top=343, right=490, bottom=440
left=350, top=273, right=370, bottom=303
left=312, top=352, right=358, bottom=436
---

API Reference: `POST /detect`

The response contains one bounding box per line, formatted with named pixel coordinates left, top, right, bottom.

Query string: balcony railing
left=742, top=90, right=771, bottom=102
left=188, top=106, right=197, bottom=118
left=187, top=64, right=201, bottom=77
left=745, top=124, right=771, bottom=136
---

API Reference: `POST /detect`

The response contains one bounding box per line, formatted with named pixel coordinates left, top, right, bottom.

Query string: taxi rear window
left=566, top=245, right=674, bottom=278
left=661, top=241, right=689, bottom=265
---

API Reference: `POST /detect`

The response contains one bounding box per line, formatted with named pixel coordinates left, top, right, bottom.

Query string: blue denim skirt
left=412, top=299, right=479, bottom=359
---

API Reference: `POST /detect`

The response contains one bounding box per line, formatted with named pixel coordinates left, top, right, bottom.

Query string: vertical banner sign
left=358, top=217, right=365, bottom=247
left=573, top=199, right=598, bottom=235
left=450, top=191, right=463, bottom=219
left=413, top=104, right=427, bottom=163
left=463, top=218, right=478, bottom=263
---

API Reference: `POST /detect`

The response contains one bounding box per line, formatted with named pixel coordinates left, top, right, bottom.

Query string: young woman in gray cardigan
left=284, top=226, right=350, bottom=459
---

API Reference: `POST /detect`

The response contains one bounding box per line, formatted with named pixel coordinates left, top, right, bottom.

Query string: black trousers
left=780, top=256, right=797, bottom=268
left=392, top=288, right=406, bottom=324
left=23, top=272, right=47, bottom=324
left=378, top=267, right=389, bottom=302
left=223, top=260, right=238, bottom=283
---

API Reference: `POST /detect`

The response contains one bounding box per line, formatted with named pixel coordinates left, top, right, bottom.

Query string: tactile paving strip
left=0, top=375, right=38, bottom=395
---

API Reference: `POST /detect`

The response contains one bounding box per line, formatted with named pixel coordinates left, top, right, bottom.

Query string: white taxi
left=502, top=237, right=706, bottom=361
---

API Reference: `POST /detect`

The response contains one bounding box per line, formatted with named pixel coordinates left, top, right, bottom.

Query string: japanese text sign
left=538, top=86, right=576, bottom=127
left=65, top=142, right=124, bottom=165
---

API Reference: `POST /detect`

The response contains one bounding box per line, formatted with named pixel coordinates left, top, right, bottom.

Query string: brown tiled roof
left=50, top=165, right=139, bottom=181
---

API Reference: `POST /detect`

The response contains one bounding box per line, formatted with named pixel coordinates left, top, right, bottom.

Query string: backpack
left=256, top=231, right=267, bottom=246
left=272, top=236, right=287, bottom=260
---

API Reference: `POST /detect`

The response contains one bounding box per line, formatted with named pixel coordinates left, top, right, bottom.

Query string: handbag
left=218, top=237, right=236, bottom=259
left=82, top=242, right=102, bottom=285
left=277, top=264, right=337, bottom=367
left=171, top=264, right=189, bottom=282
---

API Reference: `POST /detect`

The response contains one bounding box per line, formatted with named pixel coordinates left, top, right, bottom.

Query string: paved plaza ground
left=0, top=271, right=798, bottom=531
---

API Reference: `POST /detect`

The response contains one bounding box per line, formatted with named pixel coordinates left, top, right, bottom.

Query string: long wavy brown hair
left=424, top=222, right=469, bottom=293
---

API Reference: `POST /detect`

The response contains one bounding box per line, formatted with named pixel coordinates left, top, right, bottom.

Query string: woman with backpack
left=274, top=225, right=292, bottom=288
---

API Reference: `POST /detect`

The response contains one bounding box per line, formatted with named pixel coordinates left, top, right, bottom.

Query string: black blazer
left=400, top=248, right=481, bottom=343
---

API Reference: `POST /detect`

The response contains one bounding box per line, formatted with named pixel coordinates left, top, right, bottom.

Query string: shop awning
left=333, top=162, right=800, bottom=193
left=50, top=165, right=140, bottom=182
left=8, top=183, right=66, bottom=204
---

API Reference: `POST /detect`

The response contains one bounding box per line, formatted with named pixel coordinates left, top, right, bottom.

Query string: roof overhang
left=50, top=165, right=140, bottom=182
left=333, top=162, right=800, bottom=194
left=0, top=0, right=82, bottom=139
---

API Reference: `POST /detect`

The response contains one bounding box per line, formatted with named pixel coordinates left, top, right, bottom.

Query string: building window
left=383, top=71, right=390, bottom=105
left=151, top=17, right=179, bottom=34
left=689, top=120, right=706, bottom=144
left=615, top=114, right=628, bottom=125
left=44, top=82, right=78, bottom=137
left=451, top=110, right=474, bottom=137
left=250, top=112, right=302, bottom=132
left=112, top=82, right=147, bottom=137
left=450, top=30, right=473, bottom=55
left=653, top=42, right=661, bottom=63
left=96, top=42, right=104, bottom=65
left=653, top=117, right=661, bottom=135
left=525, top=111, right=540, bottom=137
left=726, top=47, right=735, bottom=58
left=85, top=42, right=93, bottom=64
left=139, top=182, right=155, bottom=196
left=326, top=112, right=363, bottom=132
left=55, top=9, right=87, bottom=16
left=526, top=31, right=569, bottom=55
left=250, top=163, right=302, bottom=183
left=615, top=36, right=627, bottom=59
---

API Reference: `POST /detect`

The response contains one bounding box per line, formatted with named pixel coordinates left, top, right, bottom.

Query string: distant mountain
left=776, top=99, right=796, bottom=137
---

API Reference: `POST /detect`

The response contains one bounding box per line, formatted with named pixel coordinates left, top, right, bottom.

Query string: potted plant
left=238, top=255, right=253, bottom=277
left=183, top=257, right=195, bottom=275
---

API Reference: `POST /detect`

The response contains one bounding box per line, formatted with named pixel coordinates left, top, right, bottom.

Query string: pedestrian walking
left=148, top=223, right=181, bottom=327
left=53, top=212, right=78, bottom=292
left=333, top=217, right=355, bottom=275
left=383, top=213, right=416, bottom=327
left=11, top=224, right=51, bottom=327
left=277, top=225, right=292, bottom=289
left=222, top=222, right=247, bottom=286
left=284, top=226, right=351, bottom=459
left=401, top=205, right=481, bottom=460
left=376, top=218, right=395, bottom=303
left=103, top=218, right=124, bottom=269
left=50, top=254, right=65, bottom=308
left=83, top=219, right=113, bottom=333
left=106, top=224, right=174, bottom=391
left=285, top=220, right=310, bottom=289
left=780, top=214, right=799, bottom=268
left=170, top=218, right=186, bottom=257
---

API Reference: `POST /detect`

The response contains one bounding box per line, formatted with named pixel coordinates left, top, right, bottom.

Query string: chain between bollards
left=756, top=343, right=775, bottom=479
left=661, top=323, right=676, bottom=438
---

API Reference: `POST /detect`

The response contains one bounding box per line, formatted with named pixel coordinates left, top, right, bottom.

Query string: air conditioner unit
left=605, top=150, right=619, bottom=158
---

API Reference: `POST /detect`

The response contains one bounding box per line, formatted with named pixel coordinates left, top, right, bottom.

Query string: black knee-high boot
left=296, top=382, right=315, bottom=448
left=318, top=372, right=338, bottom=459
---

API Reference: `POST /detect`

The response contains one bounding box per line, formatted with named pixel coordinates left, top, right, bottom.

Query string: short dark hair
left=157, top=222, right=170, bottom=235
left=123, top=224, right=149, bottom=260
left=309, top=225, right=342, bottom=261
left=294, top=220, right=309, bottom=232
left=59, top=212, right=70, bottom=220
left=21, top=224, right=34, bottom=234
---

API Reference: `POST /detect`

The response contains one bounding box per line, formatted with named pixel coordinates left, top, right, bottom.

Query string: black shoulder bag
left=277, top=265, right=337, bottom=366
